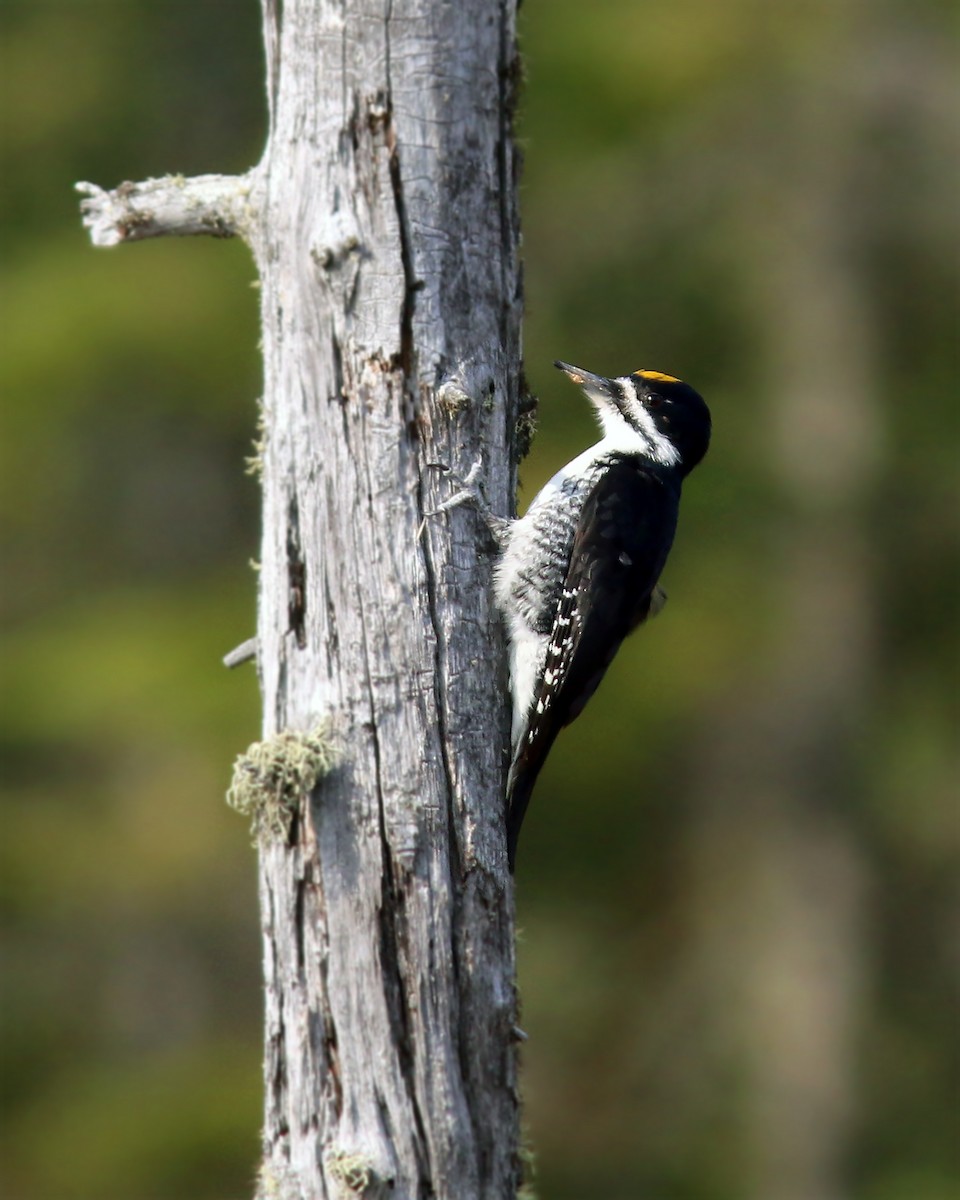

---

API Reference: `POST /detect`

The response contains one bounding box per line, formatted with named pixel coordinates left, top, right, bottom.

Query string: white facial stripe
left=584, top=379, right=640, bottom=452
left=617, top=377, right=681, bottom=467
left=580, top=375, right=682, bottom=465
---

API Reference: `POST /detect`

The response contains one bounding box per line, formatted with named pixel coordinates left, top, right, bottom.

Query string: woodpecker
left=494, top=361, right=711, bottom=868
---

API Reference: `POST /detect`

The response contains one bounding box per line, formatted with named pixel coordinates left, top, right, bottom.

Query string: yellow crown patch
left=633, top=369, right=682, bottom=384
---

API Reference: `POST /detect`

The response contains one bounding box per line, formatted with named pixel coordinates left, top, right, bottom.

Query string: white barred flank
left=494, top=448, right=610, bottom=746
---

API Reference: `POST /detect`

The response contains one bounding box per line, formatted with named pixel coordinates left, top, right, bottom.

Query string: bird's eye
left=647, top=395, right=663, bottom=408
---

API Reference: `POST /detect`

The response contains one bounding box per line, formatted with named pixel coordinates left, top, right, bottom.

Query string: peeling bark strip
left=78, top=1, right=523, bottom=1196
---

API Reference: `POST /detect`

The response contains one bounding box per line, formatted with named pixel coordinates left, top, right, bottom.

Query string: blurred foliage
left=0, top=1, right=956, bottom=1199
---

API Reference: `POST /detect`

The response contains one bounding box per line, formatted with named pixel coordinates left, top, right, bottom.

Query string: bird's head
left=555, top=361, right=711, bottom=475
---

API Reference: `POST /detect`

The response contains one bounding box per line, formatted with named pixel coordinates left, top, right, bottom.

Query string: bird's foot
left=419, top=456, right=509, bottom=546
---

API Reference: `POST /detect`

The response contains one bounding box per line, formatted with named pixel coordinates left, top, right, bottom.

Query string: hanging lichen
left=226, top=722, right=337, bottom=842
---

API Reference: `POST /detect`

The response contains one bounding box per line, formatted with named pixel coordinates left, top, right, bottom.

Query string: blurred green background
left=1, top=2, right=956, bottom=1198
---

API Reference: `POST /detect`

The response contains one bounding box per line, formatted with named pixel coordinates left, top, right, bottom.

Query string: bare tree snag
left=78, top=1, right=524, bottom=1197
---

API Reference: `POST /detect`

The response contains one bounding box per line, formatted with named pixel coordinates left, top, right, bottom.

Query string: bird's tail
left=504, top=722, right=562, bottom=871
left=504, top=763, right=534, bottom=872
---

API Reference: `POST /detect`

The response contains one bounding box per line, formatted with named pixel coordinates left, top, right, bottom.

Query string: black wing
left=505, top=458, right=680, bottom=868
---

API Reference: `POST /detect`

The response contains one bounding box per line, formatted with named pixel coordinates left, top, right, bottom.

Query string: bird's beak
left=554, top=360, right=616, bottom=401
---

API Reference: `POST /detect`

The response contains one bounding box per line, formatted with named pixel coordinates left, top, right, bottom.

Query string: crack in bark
left=495, top=1, right=525, bottom=477
left=383, top=1, right=420, bottom=425
left=321, top=568, right=340, bottom=678
left=495, top=0, right=517, bottom=351
left=320, top=985, right=343, bottom=1123
left=265, top=872, right=292, bottom=1153
left=261, top=0, right=282, bottom=131
left=294, top=877, right=306, bottom=972
left=350, top=487, right=432, bottom=1194
left=413, top=448, right=477, bottom=1173
left=330, top=334, right=344, bottom=401
left=415, top=506, right=465, bottom=892
left=287, top=495, right=308, bottom=649
left=375, top=850, right=433, bottom=1198
left=388, top=137, right=417, bottom=387
left=274, top=654, right=288, bottom=734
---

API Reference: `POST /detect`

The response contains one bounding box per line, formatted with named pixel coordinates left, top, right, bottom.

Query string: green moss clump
left=324, top=1147, right=378, bottom=1195
left=255, top=1160, right=301, bottom=1200
left=226, top=723, right=336, bottom=842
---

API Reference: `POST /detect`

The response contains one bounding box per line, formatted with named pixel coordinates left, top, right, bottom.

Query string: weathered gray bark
left=252, top=1, right=522, bottom=1196
left=79, top=2, right=523, bottom=1197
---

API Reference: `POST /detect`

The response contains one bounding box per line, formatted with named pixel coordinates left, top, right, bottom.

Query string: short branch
left=223, top=637, right=259, bottom=669
left=75, top=172, right=260, bottom=248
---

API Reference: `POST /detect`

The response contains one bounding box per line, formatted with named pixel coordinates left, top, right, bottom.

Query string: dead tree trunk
left=78, top=2, right=523, bottom=1196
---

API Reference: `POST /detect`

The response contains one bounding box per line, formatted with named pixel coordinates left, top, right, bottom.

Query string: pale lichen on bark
left=75, top=172, right=261, bottom=247
left=227, top=724, right=338, bottom=842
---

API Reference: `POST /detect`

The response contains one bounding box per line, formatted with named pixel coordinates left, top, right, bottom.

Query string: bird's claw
left=419, top=455, right=506, bottom=544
